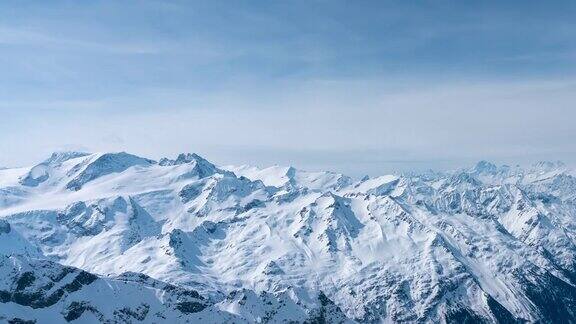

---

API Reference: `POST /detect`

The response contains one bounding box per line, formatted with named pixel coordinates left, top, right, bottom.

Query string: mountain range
left=1, top=151, right=575, bottom=323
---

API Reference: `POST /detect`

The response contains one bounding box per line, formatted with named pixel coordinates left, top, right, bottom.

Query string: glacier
left=0, top=152, right=575, bottom=323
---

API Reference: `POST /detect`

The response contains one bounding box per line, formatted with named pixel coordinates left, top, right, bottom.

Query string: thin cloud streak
left=0, top=26, right=162, bottom=54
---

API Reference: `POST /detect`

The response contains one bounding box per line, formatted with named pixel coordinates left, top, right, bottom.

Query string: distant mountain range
left=1, top=151, right=575, bottom=323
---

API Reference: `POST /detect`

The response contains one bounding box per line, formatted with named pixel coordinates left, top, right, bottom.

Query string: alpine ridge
left=1, top=152, right=575, bottom=323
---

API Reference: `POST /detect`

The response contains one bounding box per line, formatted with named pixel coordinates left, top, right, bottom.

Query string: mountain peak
left=159, top=153, right=212, bottom=166
left=19, top=151, right=93, bottom=187
left=472, top=160, right=498, bottom=174
left=531, top=160, right=566, bottom=171
left=43, top=151, right=91, bottom=166
left=65, top=152, right=155, bottom=191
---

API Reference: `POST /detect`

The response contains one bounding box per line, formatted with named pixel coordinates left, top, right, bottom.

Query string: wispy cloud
left=0, top=26, right=162, bottom=54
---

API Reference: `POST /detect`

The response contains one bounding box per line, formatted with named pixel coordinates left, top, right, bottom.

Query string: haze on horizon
left=1, top=1, right=575, bottom=176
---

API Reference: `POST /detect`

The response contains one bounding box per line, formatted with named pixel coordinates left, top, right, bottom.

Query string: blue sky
left=1, top=1, right=575, bottom=175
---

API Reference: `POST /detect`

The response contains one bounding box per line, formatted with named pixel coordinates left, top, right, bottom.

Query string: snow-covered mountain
left=1, top=152, right=576, bottom=323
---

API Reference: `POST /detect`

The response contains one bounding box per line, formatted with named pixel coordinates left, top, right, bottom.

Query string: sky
left=0, top=1, right=575, bottom=176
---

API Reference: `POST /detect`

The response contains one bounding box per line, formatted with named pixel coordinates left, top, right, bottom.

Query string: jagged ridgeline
left=1, top=152, right=576, bottom=323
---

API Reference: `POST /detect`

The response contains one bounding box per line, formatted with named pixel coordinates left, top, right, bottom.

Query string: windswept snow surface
left=1, top=152, right=576, bottom=323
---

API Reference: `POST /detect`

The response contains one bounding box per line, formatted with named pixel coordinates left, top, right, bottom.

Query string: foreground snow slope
left=1, top=152, right=576, bottom=323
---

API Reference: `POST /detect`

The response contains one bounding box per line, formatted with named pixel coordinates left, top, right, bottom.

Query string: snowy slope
left=1, top=151, right=576, bottom=323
